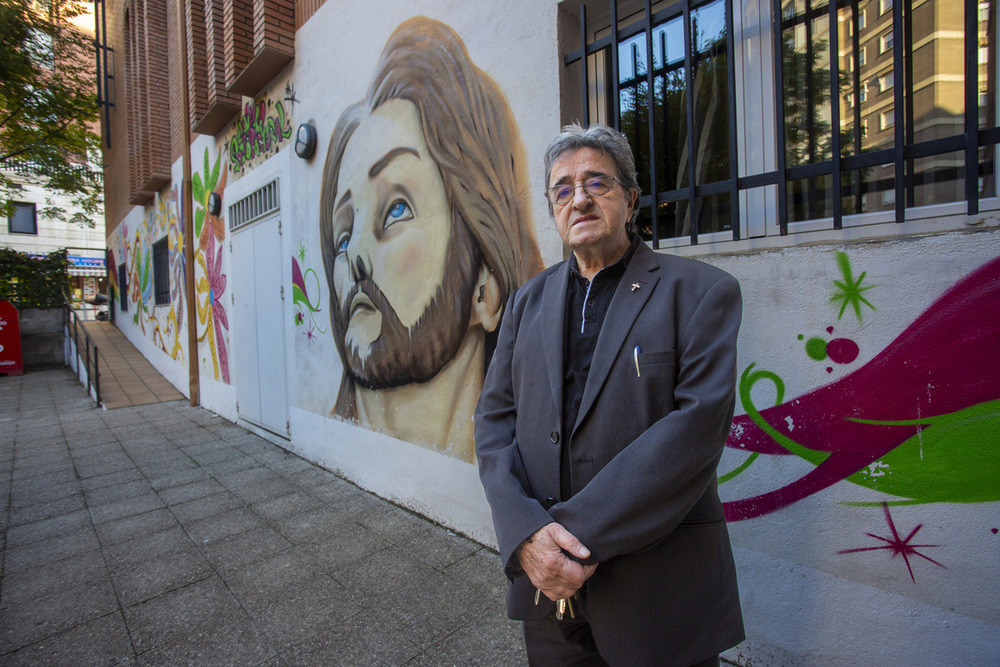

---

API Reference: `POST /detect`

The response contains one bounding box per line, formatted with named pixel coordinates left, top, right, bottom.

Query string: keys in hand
left=535, top=588, right=576, bottom=620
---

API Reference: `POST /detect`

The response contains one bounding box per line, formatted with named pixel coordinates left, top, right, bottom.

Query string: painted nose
left=349, top=252, right=369, bottom=282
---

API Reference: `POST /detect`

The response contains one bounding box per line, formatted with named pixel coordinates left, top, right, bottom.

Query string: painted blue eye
left=336, top=235, right=349, bottom=255
left=385, top=200, right=413, bottom=227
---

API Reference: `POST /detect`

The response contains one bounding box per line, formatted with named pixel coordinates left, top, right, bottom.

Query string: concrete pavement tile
left=79, top=466, right=145, bottom=493
left=199, top=525, right=293, bottom=573
left=222, top=548, right=323, bottom=603
left=441, top=548, right=508, bottom=600
left=0, top=611, right=135, bottom=667
left=94, top=508, right=179, bottom=547
left=7, top=494, right=86, bottom=528
left=251, top=490, right=323, bottom=523
left=134, top=612, right=276, bottom=667
left=145, top=466, right=208, bottom=492
left=72, top=454, right=136, bottom=480
left=280, top=610, right=421, bottom=666
left=109, top=546, right=214, bottom=607
left=121, top=576, right=241, bottom=655
left=102, top=525, right=195, bottom=572
left=88, top=492, right=165, bottom=525
left=168, top=490, right=246, bottom=524
left=0, top=550, right=109, bottom=606
left=237, top=476, right=300, bottom=505
left=276, top=506, right=353, bottom=546
left=201, top=452, right=260, bottom=477
left=84, top=479, right=155, bottom=507
left=398, top=524, right=481, bottom=571
left=2, top=525, right=100, bottom=574
left=9, top=479, right=80, bottom=509
left=300, top=521, right=390, bottom=573
left=184, top=506, right=264, bottom=544
left=236, top=572, right=359, bottom=650
left=405, top=608, right=527, bottom=667
left=5, top=508, right=92, bottom=550
left=332, top=545, right=436, bottom=598
left=156, top=477, right=228, bottom=506
left=368, top=570, right=481, bottom=645
left=0, top=577, right=119, bottom=654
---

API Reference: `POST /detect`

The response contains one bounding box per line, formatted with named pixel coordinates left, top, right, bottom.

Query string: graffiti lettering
left=228, top=98, right=293, bottom=174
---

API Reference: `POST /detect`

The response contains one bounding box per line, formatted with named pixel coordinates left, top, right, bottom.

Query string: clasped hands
left=516, top=522, right=597, bottom=602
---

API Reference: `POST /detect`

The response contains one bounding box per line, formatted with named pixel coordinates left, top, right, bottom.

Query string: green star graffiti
left=831, top=250, right=876, bottom=322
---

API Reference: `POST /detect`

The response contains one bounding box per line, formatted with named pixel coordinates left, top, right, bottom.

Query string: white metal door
left=231, top=213, right=288, bottom=436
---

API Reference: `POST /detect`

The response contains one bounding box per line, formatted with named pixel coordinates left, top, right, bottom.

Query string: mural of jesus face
left=328, top=98, right=480, bottom=389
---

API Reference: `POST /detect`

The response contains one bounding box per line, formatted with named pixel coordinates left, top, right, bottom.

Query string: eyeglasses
left=546, top=175, right=621, bottom=206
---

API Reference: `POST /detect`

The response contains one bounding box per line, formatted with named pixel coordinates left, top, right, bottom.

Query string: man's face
left=328, top=98, right=478, bottom=388
left=549, top=147, right=636, bottom=257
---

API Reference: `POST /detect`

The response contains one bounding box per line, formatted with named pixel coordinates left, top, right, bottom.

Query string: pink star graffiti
left=838, top=503, right=945, bottom=581
left=302, top=321, right=317, bottom=344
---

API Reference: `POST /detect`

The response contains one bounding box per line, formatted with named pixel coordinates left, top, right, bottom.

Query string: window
left=152, top=237, right=170, bottom=305
left=879, top=71, right=894, bottom=92
left=8, top=202, right=37, bottom=234
left=880, top=109, right=895, bottom=130
left=564, top=0, right=999, bottom=247
left=880, top=31, right=893, bottom=54
left=118, top=263, right=128, bottom=312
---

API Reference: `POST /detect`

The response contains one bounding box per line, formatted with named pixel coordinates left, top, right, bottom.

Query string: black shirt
left=560, top=236, right=640, bottom=500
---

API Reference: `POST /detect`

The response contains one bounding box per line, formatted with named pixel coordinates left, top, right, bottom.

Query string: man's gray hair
left=543, top=123, right=642, bottom=230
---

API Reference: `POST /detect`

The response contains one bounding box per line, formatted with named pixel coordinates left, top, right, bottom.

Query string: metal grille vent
left=229, top=179, right=279, bottom=231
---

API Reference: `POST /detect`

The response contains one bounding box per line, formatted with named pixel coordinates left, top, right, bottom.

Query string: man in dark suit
left=475, top=124, right=745, bottom=666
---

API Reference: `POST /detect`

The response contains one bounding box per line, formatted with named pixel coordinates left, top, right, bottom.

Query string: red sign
left=0, top=300, right=23, bottom=376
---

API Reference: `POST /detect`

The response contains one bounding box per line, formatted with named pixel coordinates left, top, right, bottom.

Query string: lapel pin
left=631, top=283, right=641, bottom=292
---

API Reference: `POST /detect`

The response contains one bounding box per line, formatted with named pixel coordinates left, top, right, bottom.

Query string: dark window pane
left=8, top=202, right=36, bottom=234
left=152, top=237, right=170, bottom=306
left=118, top=263, right=128, bottom=312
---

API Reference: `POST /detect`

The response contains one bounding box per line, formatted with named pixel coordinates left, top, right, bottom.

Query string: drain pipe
left=175, top=0, right=200, bottom=407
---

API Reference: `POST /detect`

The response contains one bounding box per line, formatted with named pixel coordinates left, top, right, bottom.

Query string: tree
left=0, top=0, right=102, bottom=228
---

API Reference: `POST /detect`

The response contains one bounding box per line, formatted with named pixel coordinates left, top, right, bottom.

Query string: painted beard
left=331, top=225, right=481, bottom=390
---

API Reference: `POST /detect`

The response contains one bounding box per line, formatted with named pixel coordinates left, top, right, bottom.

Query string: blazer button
left=550, top=431, right=559, bottom=444
left=545, top=497, right=556, bottom=508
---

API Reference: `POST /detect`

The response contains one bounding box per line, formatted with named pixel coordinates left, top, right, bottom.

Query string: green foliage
left=0, top=0, right=102, bottom=228
left=0, top=246, right=70, bottom=308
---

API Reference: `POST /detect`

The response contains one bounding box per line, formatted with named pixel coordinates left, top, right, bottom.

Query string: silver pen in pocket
left=634, top=345, right=641, bottom=377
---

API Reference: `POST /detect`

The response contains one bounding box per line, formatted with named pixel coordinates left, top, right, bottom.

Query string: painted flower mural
left=193, top=148, right=231, bottom=384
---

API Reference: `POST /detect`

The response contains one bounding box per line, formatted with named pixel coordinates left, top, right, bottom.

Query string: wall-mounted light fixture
left=207, top=192, right=222, bottom=217
left=295, top=122, right=317, bottom=160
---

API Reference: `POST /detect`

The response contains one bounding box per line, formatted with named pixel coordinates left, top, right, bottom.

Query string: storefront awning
left=68, top=255, right=106, bottom=277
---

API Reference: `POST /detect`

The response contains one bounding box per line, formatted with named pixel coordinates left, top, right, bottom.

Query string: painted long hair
left=319, top=16, right=543, bottom=416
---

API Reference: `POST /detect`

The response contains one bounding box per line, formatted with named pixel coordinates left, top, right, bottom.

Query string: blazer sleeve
left=549, top=272, right=742, bottom=563
left=474, top=291, right=555, bottom=577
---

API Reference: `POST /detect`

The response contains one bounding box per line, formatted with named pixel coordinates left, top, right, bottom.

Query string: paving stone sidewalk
left=0, top=367, right=525, bottom=666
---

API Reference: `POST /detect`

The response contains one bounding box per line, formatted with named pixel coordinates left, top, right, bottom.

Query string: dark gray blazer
left=475, top=242, right=745, bottom=666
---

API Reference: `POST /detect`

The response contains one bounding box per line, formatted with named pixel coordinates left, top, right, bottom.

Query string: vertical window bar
left=581, top=5, right=590, bottom=126
left=725, top=0, right=741, bottom=240
left=893, top=0, right=906, bottom=221
left=644, top=0, right=661, bottom=246
left=804, top=0, right=818, bottom=216
left=772, top=0, right=789, bottom=234
left=851, top=2, right=862, bottom=214
left=829, top=0, right=842, bottom=229
left=965, top=0, right=980, bottom=214
left=610, top=0, right=621, bottom=131
left=683, top=0, right=699, bottom=243
left=904, top=0, right=915, bottom=208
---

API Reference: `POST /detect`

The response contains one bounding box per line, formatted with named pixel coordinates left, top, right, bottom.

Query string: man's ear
left=470, top=263, right=502, bottom=332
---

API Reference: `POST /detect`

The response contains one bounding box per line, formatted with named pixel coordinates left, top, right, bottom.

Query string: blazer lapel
left=573, top=244, right=660, bottom=434
left=541, top=261, right=570, bottom=417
